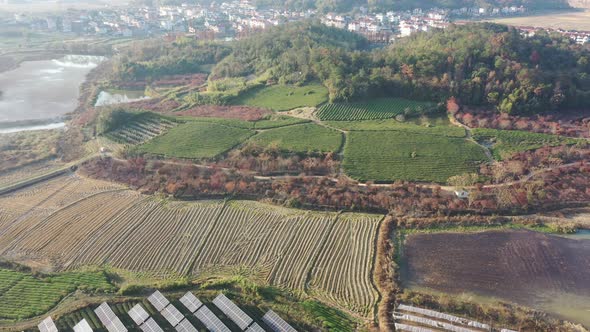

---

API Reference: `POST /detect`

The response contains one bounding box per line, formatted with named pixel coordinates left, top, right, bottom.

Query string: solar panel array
left=213, top=294, right=253, bottom=330
left=38, top=317, right=58, bottom=332
left=148, top=290, right=170, bottom=311
left=140, top=318, right=164, bottom=332
left=73, top=319, right=93, bottom=332
left=195, top=305, right=231, bottom=332
left=95, top=302, right=128, bottom=332
left=128, top=304, right=150, bottom=325
left=147, top=291, right=199, bottom=332
left=161, top=304, right=185, bottom=327
left=180, top=292, right=203, bottom=313
left=263, top=310, right=297, bottom=332
left=246, top=322, right=266, bottom=332
left=175, top=317, right=198, bottom=332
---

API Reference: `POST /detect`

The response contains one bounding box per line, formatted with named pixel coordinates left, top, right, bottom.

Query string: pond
left=0, top=54, right=104, bottom=131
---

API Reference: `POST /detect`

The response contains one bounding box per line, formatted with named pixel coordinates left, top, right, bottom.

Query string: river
left=0, top=55, right=105, bottom=132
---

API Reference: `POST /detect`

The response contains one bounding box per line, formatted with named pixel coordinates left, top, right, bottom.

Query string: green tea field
left=250, top=123, right=343, bottom=153
left=0, top=268, right=115, bottom=320
left=343, top=130, right=488, bottom=183
left=232, top=83, right=329, bottom=111
left=316, top=98, right=435, bottom=121
left=135, top=121, right=254, bottom=159
left=472, top=128, right=579, bottom=160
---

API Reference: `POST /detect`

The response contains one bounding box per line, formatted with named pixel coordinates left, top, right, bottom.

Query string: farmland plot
left=0, top=269, right=114, bottom=320
left=316, top=98, right=435, bottom=121
left=106, top=113, right=178, bottom=145
left=0, top=181, right=381, bottom=317
left=472, top=128, right=579, bottom=160
left=249, top=123, right=343, bottom=153
left=0, top=175, right=124, bottom=255
left=135, top=121, right=254, bottom=159
left=308, top=213, right=382, bottom=316
left=343, top=131, right=487, bottom=183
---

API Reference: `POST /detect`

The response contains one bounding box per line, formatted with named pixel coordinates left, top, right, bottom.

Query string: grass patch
left=250, top=123, right=343, bottom=153
left=302, top=300, right=357, bottom=331
left=316, top=98, right=436, bottom=121
left=471, top=128, right=580, bottom=160
left=232, top=83, right=329, bottom=111
left=135, top=122, right=254, bottom=159
left=0, top=268, right=115, bottom=320
left=343, top=131, right=488, bottom=183
left=326, top=117, right=465, bottom=137
left=254, top=115, right=310, bottom=129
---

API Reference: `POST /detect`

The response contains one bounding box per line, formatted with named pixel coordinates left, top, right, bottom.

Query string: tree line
left=209, top=22, right=590, bottom=114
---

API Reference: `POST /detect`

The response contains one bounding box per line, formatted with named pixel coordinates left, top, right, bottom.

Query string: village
left=2, top=0, right=589, bottom=44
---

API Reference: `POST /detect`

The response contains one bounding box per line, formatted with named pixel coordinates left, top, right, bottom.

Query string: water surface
left=0, top=55, right=104, bottom=125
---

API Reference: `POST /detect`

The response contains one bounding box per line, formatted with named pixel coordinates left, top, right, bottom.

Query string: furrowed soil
left=401, top=229, right=590, bottom=326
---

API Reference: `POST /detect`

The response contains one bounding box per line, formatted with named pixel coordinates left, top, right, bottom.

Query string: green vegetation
left=112, top=38, right=230, bottom=81
left=250, top=123, right=343, bottom=153
left=104, top=112, right=178, bottom=144
left=343, top=131, right=488, bottom=183
left=326, top=117, right=465, bottom=137
left=253, top=115, right=310, bottom=129
left=135, top=122, right=254, bottom=159
left=231, top=83, right=329, bottom=111
left=54, top=275, right=359, bottom=331
left=173, top=115, right=309, bottom=130
left=109, top=21, right=590, bottom=113
left=316, top=98, right=436, bottom=121
left=301, top=300, right=357, bottom=331
left=472, top=128, right=580, bottom=159
left=174, top=116, right=255, bottom=129
left=0, top=268, right=115, bottom=320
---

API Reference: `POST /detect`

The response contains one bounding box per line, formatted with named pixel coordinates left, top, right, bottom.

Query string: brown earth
left=176, top=105, right=272, bottom=121
left=402, top=230, right=590, bottom=303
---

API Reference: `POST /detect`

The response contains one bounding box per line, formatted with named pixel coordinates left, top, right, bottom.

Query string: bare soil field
left=402, top=229, right=590, bottom=326
left=0, top=175, right=381, bottom=317
left=489, top=10, right=590, bottom=31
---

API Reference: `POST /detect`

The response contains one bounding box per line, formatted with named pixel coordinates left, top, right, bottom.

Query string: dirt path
left=449, top=114, right=494, bottom=162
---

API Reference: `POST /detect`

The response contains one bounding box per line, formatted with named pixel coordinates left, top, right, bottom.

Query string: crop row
left=0, top=180, right=382, bottom=317
left=472, top=128, right=579, bottom=160
left=107, top=114, right=177, bottom=145
left=309, top=214, right=381, bottom=316
left=0, top=269, right=114, bottom=320
left=343, top=131, right=488, bottom=183
left=0, top=176, right=123, bottom=254
left=316, top=98, right=435, bottom=121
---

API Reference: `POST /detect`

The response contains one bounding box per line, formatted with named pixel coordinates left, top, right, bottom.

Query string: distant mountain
left=255, top=0, right=572, bottom=12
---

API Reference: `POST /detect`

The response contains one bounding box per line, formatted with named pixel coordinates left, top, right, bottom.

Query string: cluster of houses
left=2, top=0, right=588, bottom=44
left=519, top=25, right=590, bottom=45
left=3, top=0, right=315, bottom=40
left=321, top=9, right=451, bottom=42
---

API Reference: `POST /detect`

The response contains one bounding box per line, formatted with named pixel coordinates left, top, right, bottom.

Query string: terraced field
left=106, top=113, right=178, bottom=145
left=250, top=123, right=343, bottom=153
left=343, top=131, right=487, bottom=183
left=0, top=177, right=381, bottom=317
left=135, top=121, right=254, bottom=159
left=316, top=98, right=435, bottom=121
